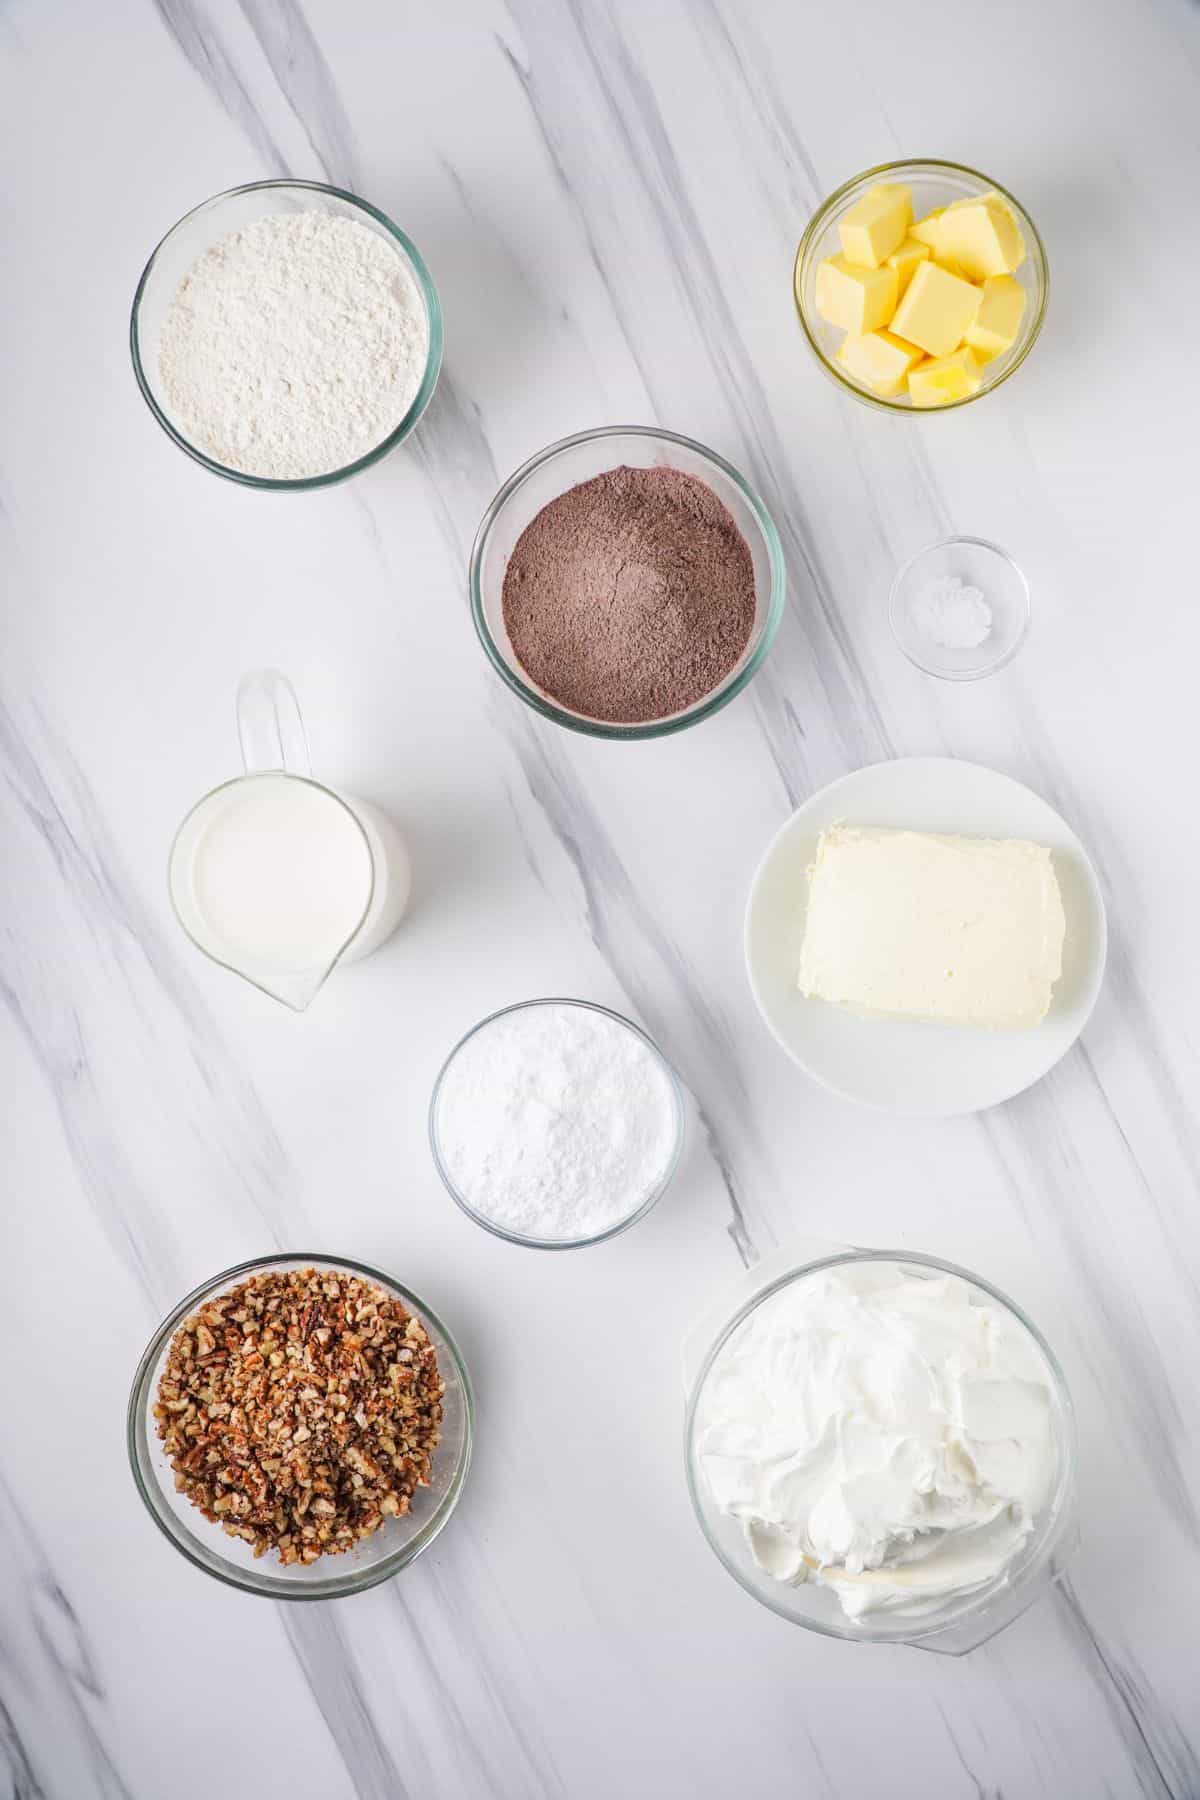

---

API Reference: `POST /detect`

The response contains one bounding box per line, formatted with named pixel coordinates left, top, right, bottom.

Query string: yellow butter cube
left=944, top=190, right=1020, bottom=226
left=909, top=209, right=946, bottom=251
left=890, top=260, right=981, bottom=358
left=908, top=347, right=984, bottom=407
left=814, top=254, right=899, bottom=335
left=890, top=260, right=981, bottom=357
left=887, top=236, right=930, bottom=298
left=935, top=196, right=1025, bottom=280
left=965, top=273, right=1026, bottom=362
left=836, top=330, right=925, bottom=398
left=838, top=183, right=913, bottom=268
left=931, top=250, right=972, bottom=281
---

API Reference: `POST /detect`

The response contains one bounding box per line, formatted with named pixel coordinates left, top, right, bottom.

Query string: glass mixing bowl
left=794, top=160, right=1048, bottom=415
left=469, top=426, right=785, bottom=739
left=429, top=998, right=686, bottom=1249
left=128, top=1253, right=473, bottom=1599
left=685, top=1249, right=1077, bottom=1654
left=130, top=179, right=443, bottom=488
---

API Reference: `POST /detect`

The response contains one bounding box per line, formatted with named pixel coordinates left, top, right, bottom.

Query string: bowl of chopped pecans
left=127, top=1254, right=473, bottom=1598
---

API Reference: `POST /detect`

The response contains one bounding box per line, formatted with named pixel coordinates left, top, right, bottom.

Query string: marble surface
left=3, top=0, right=1199, bottom=1794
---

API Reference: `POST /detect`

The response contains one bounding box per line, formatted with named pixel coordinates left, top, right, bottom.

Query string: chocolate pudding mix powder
left=501, top=465, right=757, bottom=724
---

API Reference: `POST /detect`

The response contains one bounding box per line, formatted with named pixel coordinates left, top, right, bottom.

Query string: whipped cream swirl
left=695, top=1262, right=1060, bottom=1620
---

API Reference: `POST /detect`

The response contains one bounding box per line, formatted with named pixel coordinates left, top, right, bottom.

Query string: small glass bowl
left=685, top=1250, right=1078, bottom=1654
left=794, top=160, right=1048, bottom=414
left=469, top=426, right=785, bottom=739
left=890, top=535, right=1030, bottom=679
left=130, top=180, right=443, bottom=489
left=429, top=998, right=686, bottom=1249
left=128, top=1253, right=473, bottom=1599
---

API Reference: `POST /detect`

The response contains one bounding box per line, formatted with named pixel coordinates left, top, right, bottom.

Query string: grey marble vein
left=280, top=1612, right=416, bottom=1800
left=149, top=0, right=289, bottom=177
left=511, top=716, right=763, bottom=1263
left=1054, top=1581, right=1193, bottom=1800
left=984, top=1078, right=1200, bottom=1548
left=0, top=1695, right=46, bottom=1800
left=236, top=0, right=361, bottom=189
left=0, top=1476, right=134, bottom=1800
left=934, top=1701, right=1002, bottom=1800
left=384, top=1579, right=567, bottom=1800
left=0, top=692, right=298, bottom=1294
left=688, top=0, right=827, bottom=216
left=994, top=698, right=1200, bottom=1261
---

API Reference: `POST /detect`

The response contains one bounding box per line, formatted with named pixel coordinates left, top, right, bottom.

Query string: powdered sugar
left=158, top=210, right=430, bottom=480
left=432, top=1003, right=681, bottom=1243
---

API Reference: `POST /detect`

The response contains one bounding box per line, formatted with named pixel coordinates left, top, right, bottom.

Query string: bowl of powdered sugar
left=469, top=426, right=785, bottom=738
left=429, top=999, right=685, bottom=1248
left=131, top=180, right=441, bottom=488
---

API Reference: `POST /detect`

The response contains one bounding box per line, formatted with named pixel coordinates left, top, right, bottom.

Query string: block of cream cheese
left=797, top=826, right=1066, bottom=1030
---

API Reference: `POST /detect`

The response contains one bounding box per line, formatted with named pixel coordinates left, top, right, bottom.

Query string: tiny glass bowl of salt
left=429, top=999, right=686, bottom=1249
left=131, top=180, right=442, bottom=489
left=889, top=535, right=1031, bottom=680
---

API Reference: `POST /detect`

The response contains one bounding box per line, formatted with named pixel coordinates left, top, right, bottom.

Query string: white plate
left=744, top=758, right=1107, bottom=1117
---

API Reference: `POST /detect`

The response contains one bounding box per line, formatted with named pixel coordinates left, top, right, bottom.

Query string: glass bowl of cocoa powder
left=469, top=426, right=785, bottom=739
left=127, top=1253, right=473, bottom=1599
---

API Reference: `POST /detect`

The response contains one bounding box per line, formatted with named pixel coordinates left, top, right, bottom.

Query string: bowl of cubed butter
left=794, top=160, right=1047, bottom=412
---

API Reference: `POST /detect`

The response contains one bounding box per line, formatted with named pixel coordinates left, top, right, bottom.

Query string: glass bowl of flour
left=131, top=180, right=442, bottom=488
left=685, top=1250, right=1078, bottom=1653
left=429, top=998, right=686, bottom=1249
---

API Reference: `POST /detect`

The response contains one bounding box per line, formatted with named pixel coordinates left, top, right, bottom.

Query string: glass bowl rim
left=129, top=178, right=444, bottom=490
left=467, top=424, right=786, bottom=740
left=888, top=534, right=1032, bottom=681
left=127, top=1250, right=475, bottom=1599
left=429, top=996, right=686, bottom=1249
left=684, top=1247, right=1077, bottom=1642
left=793, top=159, right=1049, bottom=416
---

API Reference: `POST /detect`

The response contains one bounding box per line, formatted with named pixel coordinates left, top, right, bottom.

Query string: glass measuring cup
left=169, top=672, right=410, bottom=1010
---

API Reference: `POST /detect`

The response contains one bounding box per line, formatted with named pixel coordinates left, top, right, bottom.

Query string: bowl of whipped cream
left=685, top=1250, right=1077, bottom=1653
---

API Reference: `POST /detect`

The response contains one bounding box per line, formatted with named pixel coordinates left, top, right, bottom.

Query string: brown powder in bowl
left=500, top=464, right=757, bottom=725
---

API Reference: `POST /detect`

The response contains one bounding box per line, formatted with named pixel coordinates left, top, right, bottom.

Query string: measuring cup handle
left=236, top=670, right=312, bottom=777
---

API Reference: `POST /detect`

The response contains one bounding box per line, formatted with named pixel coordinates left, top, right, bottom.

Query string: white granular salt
left=433, top=1003, right=681, bottom=1243
left=913, top=573, right=993, bottom=650
left=158, top=210, right=430, bottom=480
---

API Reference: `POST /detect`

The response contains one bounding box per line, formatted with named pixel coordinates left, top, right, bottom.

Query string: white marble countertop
left=4, top=1, right=1200, bottom=1795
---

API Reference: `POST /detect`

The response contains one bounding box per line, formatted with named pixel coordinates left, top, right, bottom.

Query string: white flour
left=158, top=210, right=430, bottom=480
left=433, top=1003, right=680, bottom=1243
